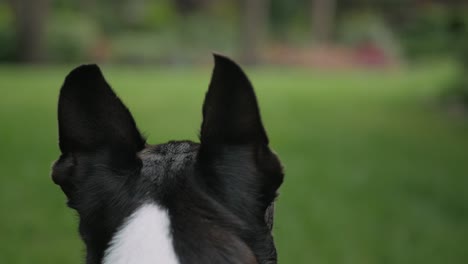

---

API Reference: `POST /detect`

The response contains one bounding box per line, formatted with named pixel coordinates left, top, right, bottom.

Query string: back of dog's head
left=52, top=55, right=284, bottom=264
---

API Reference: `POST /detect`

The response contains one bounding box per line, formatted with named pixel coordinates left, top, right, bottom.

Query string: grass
left=0, top=63, right=467, bottom=264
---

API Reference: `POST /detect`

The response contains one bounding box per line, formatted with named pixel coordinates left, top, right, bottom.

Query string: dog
left=51, top=54, right=284, bottom=264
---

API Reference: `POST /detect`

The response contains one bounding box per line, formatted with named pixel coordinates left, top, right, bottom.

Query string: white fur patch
left=103, top=203, right=179, bottom=264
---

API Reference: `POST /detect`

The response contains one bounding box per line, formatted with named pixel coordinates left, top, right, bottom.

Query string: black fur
left=52, top=54, right=284, bottom=264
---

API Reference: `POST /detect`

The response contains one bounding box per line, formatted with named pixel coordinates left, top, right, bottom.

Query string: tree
left=311, top=0, right=336, bottom=45
left=8, top=0, right=50, bottom=62
left=239, top=0, right=269, bottom=64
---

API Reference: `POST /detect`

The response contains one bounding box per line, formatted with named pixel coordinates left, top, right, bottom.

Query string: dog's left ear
left=53, top=65, right=144, bottom=198
left=53, top=65, right=145, bottom=207
left=199, top=54, right=283, bottom=224
left=58, top=64, right=145, bottom=154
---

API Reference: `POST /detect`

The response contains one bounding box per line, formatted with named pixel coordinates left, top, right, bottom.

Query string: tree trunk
left=9, top=0, right=50, bottom=63
left=239, top=0, right=269, bottom=65
left=311, top=0, right=336, bottom=45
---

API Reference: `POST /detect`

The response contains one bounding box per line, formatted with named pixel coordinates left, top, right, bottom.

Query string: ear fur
left=198, top=54, right=283, bottom=213
left=200, top=54, right=268, bottom=146
left=197, top=55, right=283, bottom=262
left=58, top=64, right=145, bottom=154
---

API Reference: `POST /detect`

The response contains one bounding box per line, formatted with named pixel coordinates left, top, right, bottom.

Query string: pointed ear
left=58, top=64, right=145, bottom=154
left=200, top=54, right=268, bottom=146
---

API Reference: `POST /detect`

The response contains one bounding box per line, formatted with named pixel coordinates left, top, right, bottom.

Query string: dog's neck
left=102, top=203, right=179, bottom=264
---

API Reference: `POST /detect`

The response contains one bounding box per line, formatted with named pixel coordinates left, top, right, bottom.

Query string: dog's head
left=51, top=55, right=283, bottom=264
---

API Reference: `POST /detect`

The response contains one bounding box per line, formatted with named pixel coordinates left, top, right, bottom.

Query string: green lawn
left=1, top=63, right=467, bottom=264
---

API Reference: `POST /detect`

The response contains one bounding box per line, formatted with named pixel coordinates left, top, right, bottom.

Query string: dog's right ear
left=53, top=65, right=144, bottom=195
left=57, top=64, right=145, bottom=155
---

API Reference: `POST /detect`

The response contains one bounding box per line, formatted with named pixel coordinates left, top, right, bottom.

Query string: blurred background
left=1, top=0, right=468, bottom=263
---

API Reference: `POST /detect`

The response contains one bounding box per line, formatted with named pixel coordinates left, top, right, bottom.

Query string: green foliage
left=338, top=11, right=400, bottom=56
left=398, top=6, right=468, bottom=59
left=444, top=61, right=468, bottom=107
left=4, top=0, right=468, bottom=63
left=401, top=8, right=450, bottom=58
left=144, top=0, right=177, bottom=30
left=0, top=3, right=16, bottom=61
left=1, top=64, right=468, bottom=263
left=270, top=0, right=309, bottom=40
left=440, top=7, right=468, bottom=107
left=45, top=12, right=99, bottom=62
left=110, top=3, right=238, bottom=64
